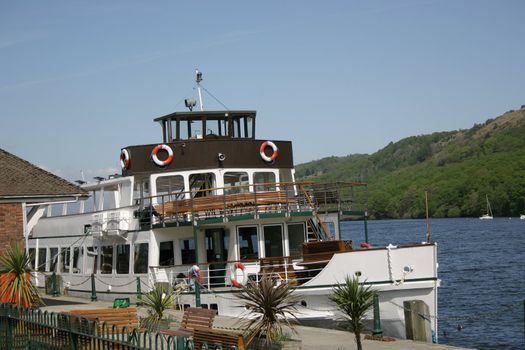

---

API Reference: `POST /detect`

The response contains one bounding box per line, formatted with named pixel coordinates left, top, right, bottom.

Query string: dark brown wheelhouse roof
left=153, top=110, right=256, bottom=122
left=0, top=148, right=87, bottom=202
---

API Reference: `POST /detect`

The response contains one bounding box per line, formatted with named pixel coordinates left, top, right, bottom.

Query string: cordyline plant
left=141, top=283, right=177, bottom=331
left=0, top=241, right=42, bottom=308
left=329, top=276, right=375, bottom=350
left=237, top=274, right=300, bottom=347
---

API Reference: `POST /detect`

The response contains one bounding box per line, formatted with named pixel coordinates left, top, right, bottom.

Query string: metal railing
left=0, top=303, right=237, bottom=350
left=136, top=181, right=367, bottom=228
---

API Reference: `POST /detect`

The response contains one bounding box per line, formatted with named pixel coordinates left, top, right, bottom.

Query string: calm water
left=341, top=218, right=525, bottom=350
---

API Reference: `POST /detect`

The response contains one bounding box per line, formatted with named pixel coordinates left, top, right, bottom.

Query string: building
left=0, top=148, right=86, bottom=254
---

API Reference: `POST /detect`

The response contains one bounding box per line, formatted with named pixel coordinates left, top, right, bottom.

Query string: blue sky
left=1, top=1, right=524, bottom=182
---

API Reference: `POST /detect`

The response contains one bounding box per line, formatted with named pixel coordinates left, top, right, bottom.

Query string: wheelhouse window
left=72, top=247, right=83, bottom=274
left=180, top=239, right=196, bottom=264
left=263, top=225, right=283, bottom=258
left=288, top=223, right=306, bottom=258
left=159, top=241, right=174, bottom=266
left=134, top=243, right=149, bottom=274
left=205, top=117, right=229, bottom=138
left=232, top=116, right=255, bottom=139
left=37, top=248, right=46, bottom=272
left=101, top=246, right=113, bottom=274
left=224, top=172, right=249, bottom=194
left=238, top=226, right=259, bottom=260
left=116, top=245, right=130, bottom=274
left=254, top=172, right=276, bottom=192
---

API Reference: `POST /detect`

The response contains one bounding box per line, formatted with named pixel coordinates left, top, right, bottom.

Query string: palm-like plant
left=0, top=241, right=42, bottom=308
left=329, top=276, right=375, bottom=350
left=237, top=275, right=299, bottom=347
left=141, top=283, right=177, bottom=331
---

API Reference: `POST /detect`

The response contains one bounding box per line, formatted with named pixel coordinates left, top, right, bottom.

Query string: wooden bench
left=162, top=307, right=217, bottom=337
left=69, top=308, right=140, bottom=334
left=193, top=326, right=245, bottom=350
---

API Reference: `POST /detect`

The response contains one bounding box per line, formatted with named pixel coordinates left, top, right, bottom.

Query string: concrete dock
left=40, top=296, right=473, bottom=350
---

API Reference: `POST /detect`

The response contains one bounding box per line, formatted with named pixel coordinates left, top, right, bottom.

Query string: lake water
left=341, top=218, right=525, bottom=350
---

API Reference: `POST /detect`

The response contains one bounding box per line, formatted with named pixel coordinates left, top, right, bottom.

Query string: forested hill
left=296, top=106, right=525, bottom=219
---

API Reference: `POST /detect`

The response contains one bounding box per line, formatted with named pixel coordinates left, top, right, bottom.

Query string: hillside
left=296, top=106, right=525, bottom=218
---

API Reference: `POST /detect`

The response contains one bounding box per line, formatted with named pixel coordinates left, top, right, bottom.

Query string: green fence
left=0, top=304, right=237, bottom=350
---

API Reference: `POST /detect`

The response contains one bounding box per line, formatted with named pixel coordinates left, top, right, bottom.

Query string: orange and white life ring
left=151, top=144, right=174, bottom=167
left=230, top=262, right=248, bottom=288
left=188, top=265, right=203, bottom=284
left=260, top=141, right=278, bottom=162
left=120, top=149, right=130, bottom=170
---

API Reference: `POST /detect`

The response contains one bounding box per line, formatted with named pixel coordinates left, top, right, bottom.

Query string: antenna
left=196, top=69, right=204, bottom=111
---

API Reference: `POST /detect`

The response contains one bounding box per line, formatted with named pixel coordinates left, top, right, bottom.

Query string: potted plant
left=141, top=283, right=177, bottom=331
left=0, top=241, right=42, bottom=308
left=237, top=274, right=301, bottom=349
left=329, top=276, right=375, bottom=350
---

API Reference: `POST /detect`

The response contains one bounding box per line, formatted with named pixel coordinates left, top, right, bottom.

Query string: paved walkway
left=40, top=296, right=473, bottom=350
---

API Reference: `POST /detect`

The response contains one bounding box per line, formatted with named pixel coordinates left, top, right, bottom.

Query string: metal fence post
left=372, top=294, right=383, bottom=337
left=90, top=273, right=97, bottom=301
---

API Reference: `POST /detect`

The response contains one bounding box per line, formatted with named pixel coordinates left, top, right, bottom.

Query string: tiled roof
left=0, top=148, right=86, bottom=199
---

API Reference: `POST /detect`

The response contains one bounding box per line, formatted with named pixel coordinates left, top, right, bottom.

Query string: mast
left=196, top=69, right=204, bottom=111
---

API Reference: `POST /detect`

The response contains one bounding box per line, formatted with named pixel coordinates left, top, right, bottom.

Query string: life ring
left=120, top=149, right=130, bottom=170
left=188, top=265, right=203, bottom=284
left=230, top=262, right=248, bottom=288
left=151, top=144, right=174, bottom=167
left=259, top=141, right=278, bottom=162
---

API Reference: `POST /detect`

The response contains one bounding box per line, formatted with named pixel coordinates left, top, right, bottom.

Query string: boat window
left=133, top=180, right=150, bottom=205
left=156, top=175, right=185, bottom=202
left=85, top=247, right=98, bottom=274
left=180, top=239, right=196, bottom=265
left=60, top=248, right=70, bottom=273
left=134, top=243, right=149, bottom=274
left=254, top=172, right=276, bottom=192
left=246, top=117, right=254, bottom=138
left=101, top=246, right=113, bottom=274
left=116, top=245, right=130, bottom=274
left=205, top=118, right=229, bottom=138
left=238, top=226, right=259, bottom=260
left=50, top=248, right=59, bottom=272
left=189, top=173, right=216, bottom=197
left=28, top=248, right=36, bottom=270
left=232, top=117, right=244, bottom=138
left=72, top=247, right=83, bottom=274
left=37, top=248, right=46, bottom=272
left=263, top=225, right=284, bottom=258
left=103, top=188, right=118, bottom=210
left=224, top=172, right=249, bottom=194
left=288, top=223, right=306, bottom=259
left=159, top=241, right=174, bottom=266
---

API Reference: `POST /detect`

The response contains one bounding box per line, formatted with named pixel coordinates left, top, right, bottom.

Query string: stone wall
left=0, top=203, right=24, bottom=253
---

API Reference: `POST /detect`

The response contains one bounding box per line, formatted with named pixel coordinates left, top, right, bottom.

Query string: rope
left=94, top=276, right=137, bottom=288
left=67, top=276, right=91, bottom=287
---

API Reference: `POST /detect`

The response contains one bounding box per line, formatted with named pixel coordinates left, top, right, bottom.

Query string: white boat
left=520, top=214, right=525, bottom=220
left=479, top=195, right=493, bottom=220
left=27, top=72, right=439, bottom=340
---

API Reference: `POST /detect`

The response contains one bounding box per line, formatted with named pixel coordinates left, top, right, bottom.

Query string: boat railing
left=148, top=253, right=334, bottom=290
left=137, top=181, right=367, bottom=227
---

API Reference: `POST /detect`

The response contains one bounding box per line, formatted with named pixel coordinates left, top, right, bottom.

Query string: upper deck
left=121, top=110, right=294, bottom=176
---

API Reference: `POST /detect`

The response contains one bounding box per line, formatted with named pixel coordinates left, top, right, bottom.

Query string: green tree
left=329, top=276, right=375, bottom=350
left=237, top=275, right=299, bottom=347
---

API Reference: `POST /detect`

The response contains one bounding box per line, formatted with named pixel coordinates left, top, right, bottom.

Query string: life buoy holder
left=151, top=144, right=174, bottom=167
left=120, top=149, right=130, bottom=170
left=230, top=262, right=248, bottom=288
left=259, top=141, right=278, bottom=163
left=188, top=265, right=203, bottom=284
